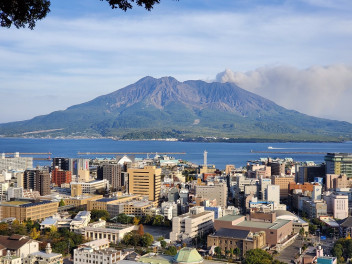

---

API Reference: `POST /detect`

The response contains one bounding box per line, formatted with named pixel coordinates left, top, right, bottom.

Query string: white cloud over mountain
left=216, top=65, right=352, bottom=122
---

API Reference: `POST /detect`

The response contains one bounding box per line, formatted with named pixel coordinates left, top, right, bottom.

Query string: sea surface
left=0, top=138, right=352, bottom=169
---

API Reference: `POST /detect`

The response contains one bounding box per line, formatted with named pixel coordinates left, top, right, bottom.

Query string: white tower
left=203, top=150, right=208, bottom=168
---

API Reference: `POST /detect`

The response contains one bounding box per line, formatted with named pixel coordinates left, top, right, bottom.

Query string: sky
left=1, top=0, right=352, bottom=123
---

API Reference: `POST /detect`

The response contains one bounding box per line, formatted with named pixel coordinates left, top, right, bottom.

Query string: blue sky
left=1, top=0, right=352, bottom=123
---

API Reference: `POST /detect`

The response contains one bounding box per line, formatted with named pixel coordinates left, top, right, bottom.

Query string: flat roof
left=236, top=219, right=291, bottom=230
left=0, top=201, right=29, bottom=206
left=217, top=214, right=243, bottom=222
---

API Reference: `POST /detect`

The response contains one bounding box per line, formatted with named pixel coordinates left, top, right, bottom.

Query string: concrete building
left=23, top=169, right=50, bottom=196
left=326, top=174, right=352, bottom=190
left=0, top=200, right=58, bottom=222
left=83, top=225, right=135, bottom=244
left=214, top=212, right=293, bottom=247
left=170, top=206, right=214, bottom=242
left=100, top=164, right=126, bottom=191
left=323, top=192, right=349, bottom=219
left=52, top=157, right=70, bottom=171
left=297, top=164, right=325, bottom=183
left=0, top=235, right=40, bottom=260
left=312, top=185, right=322, bottom=201
left=161, top=202, right=178, bottom=220
left=207, top=229, right=266, bottom=256
left=128, top=166, right=161, bottom=202
left=266, top=185, right=280, bottom=205
left=23, top=243, right=63, bottom=264
left=0, top=153, right=33, bottom=171
left=74, top=239, right=120, bottom=264
left=270, top=162, right=285, bottom=176
left=63, top=195, right=103, bottom=208
left=6, top=187, right=23, bottom=201
left=271, top=175, right=295, bottom=199
left=70, top=180, right=108, bottom=195
left=51, top=167, right=72, bottom=187
left=325, top=153, right=352, bottom=178
left=70, top=158, right=90, bottom=182
left=195, top=182, right=227, bottom=208
left=302, top=200, right=327, bottom=219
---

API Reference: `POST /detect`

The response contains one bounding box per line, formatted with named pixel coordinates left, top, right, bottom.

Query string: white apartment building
left=0, top=153, right=33, bottom=171
left=170, top=206, right=214, bottom=242
left=71, top=180, right=109, bottom=194
left=74, top=239, right=120, bottom=264
left=323, top=192, right=349, bottom=219
left=161, top=202, right=178, bottom=220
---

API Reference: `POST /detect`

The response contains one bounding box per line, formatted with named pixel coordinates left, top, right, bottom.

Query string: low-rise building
left=170, top=206, right=214, bottom=242
left=207, top=229, right=266, bottom=256
left=83, top=224, right=136, bottom=244
left=214, top=211, right=292, bottom=247
left=23, top=243, right=63, bottom=264
left=0, top=235, right=40, bottom=260
left=0, top=201, right=58, bottom=222
left=302, top=200, right=327, bottom=219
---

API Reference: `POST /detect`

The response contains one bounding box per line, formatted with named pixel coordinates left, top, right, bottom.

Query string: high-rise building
left=127, top=166, right=161, bottom=202
left=0, top=152, right=33, bottom=171
left=195, top=182, right=228, bottom=208
left=98, top=164, right=126, bottom=191
left=52, top=157, right=70, bottom=171
left=266, top=184, right=280, bottom=205
left=52, top=167, right=72, bottom=186
left=325, top=153, right=352, bottom=178
left=271, top=175, right=295, bottom=199
left=24, top=169, right=50, bottom=196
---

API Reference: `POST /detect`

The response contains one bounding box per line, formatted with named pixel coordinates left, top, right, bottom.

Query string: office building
left=100, top=164, right=126, bottom=191
left=195, top=182, right=227, bottom=208
left=170, top=206, right=214, bottom=242
left=128, top=166, right=161, bottom=202
left=325, top=153, right=352, bottom=178
left=24, top=169, right=50, bottom=196
left=271, top=175, right=295, bottom=199
left=52, top=157, right=70, bottom=171
left=51, top=167, right=72, bottom=186
left=0, top=200, right=58, bottom=221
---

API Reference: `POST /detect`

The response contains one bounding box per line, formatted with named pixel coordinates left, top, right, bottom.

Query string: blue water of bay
left=0, top=138, right=352, bottom=169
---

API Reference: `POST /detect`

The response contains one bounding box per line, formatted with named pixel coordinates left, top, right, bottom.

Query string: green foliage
left=59, top=199, right=65, bottom=207
left=242, top=249, right=273, bottom=264
left=115, top=213, right=133, bottom=224
left=90, top=209, right=110, bottom=222
left=214, top=246, right=221, bottom=257
left=160, top=240, right=167, bottom=248
left=165, top=246, right=177, bottom=256
left=332, top=238, right=352, bottom=260
left=122, top=230, right=154, bottom=247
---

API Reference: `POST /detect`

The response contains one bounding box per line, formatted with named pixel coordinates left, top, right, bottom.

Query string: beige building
left=207, top=229, right=266, bottom=256
left=0, top=201, right=58, bottom=222
left=70, top=180, right=108, bottom=195
left=170, top=206, right=214, bottom=242
left=128, top=166, right=161, bottom=202
left=271, top=175, right=295, bottom=198
left=64, top=195, right=103, bottom=207
left=326, top=174, right=352, bottom=190
left=195, top=182, right=228, bottom=208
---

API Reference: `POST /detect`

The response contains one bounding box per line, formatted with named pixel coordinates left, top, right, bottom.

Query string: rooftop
left=236, top=219, right=291, bottom=230
left=216, top=214, right=244, bottom=222
left=211, top=228, right=250, bottom=239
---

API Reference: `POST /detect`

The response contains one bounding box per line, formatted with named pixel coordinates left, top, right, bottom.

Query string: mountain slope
left=1, top=76, right=352, bottom=141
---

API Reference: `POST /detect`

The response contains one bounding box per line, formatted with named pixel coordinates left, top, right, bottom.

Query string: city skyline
left=1, top=0, right=352, bottom=123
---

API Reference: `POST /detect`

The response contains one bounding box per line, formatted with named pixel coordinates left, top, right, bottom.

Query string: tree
left=160, top=240, right=167, bottom=248
left=133, top=217, right=140, bottom=226
left=141, top=233, right=154, bottom=247
left=214, top=246, right=221, bottom=257
left=0, top=0, right=161, bottom=30
left=29, top=227, right=40, bottom=239
left=233, top=247, right=241, bottom=260
left=243, top=249, right=273, bottom=264
left=59, top=199, right=65, bottom=207
left=91, top=209, right=110, bottom=222
left=138, top=224, right=144, bottom=236
left=165, top=246, right=177, bottom=256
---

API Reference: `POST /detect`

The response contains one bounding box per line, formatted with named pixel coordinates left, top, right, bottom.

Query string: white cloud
left=215, top=64, right=352, bottom=122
